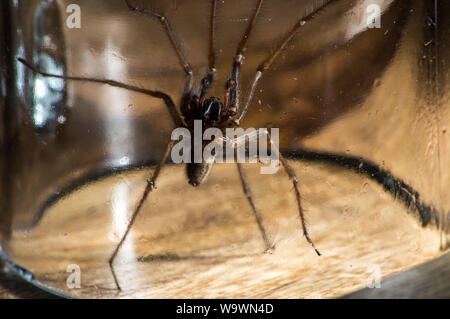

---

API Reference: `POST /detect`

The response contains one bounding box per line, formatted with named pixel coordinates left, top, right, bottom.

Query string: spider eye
left=203, top=98, right=222, bottom=122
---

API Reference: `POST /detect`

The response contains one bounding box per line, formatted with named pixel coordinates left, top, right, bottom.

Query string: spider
left=18, top=0, right=338, bottom=290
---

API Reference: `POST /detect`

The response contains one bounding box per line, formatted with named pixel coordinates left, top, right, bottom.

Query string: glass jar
left=0, top=0, right=448, bottom=298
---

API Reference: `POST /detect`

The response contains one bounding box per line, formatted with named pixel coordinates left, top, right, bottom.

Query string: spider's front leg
left=197, top=0, right=218, bottom=101
left=223, top=0, right=263, bottom=118
left=124, top=0, right=195, bottom=99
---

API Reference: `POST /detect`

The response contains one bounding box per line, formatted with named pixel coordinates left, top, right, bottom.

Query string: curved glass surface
left=0, top=0, right=448, bottom=298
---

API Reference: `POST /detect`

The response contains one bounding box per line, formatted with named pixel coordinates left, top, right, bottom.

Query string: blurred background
left=0, top=0, right=448, bottom=298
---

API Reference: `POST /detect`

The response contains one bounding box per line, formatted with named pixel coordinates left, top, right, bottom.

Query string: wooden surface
left=2, top=251, right=449, bottom=299
left=344, top=251, right=450, bottom=298
left=2, top=162, right=443, bottom=298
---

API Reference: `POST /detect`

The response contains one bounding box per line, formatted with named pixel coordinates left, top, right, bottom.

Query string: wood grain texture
left=4, top=162, right=443, bottom=298
left=343, top=251, right=450, bottom=298
left=2, top=253, right=449, bottom=299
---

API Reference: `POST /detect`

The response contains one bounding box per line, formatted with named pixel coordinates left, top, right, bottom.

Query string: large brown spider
left=18, top=0, right=338, bottom=290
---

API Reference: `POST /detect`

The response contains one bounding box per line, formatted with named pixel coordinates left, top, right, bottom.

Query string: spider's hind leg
left=236, top=162, right=274, bottom=252
left=228, top=129, right=273, bottom=252
left=265, top=131, right=321, bottom=256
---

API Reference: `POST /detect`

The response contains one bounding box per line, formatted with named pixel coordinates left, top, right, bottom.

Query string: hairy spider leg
left=237, top=0, right=339, bottom=124
left=125, top=0, right=194, bottom=95
left=267, top=130, right=321, bottom=255
left=197, top=0, right=218, bottom=100
left=17, top=55, right=181, bottom=289
left=224, top=0, right=263, bottom=117
left=236, top=162, right=274, bottom=251
left=234, top=1, right=340, bottom=255
left=16, top=57, right=183, bottom=127
left=109, top=140, right=175, bottom=290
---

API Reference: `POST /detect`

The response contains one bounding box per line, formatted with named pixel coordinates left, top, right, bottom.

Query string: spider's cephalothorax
left=181, top=92, right=236, bottom=130
left=181, top=95, right=222, bottom=127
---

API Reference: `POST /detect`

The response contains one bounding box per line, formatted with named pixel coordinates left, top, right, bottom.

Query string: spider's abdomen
left=186, top=162, right=214, bottom=187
